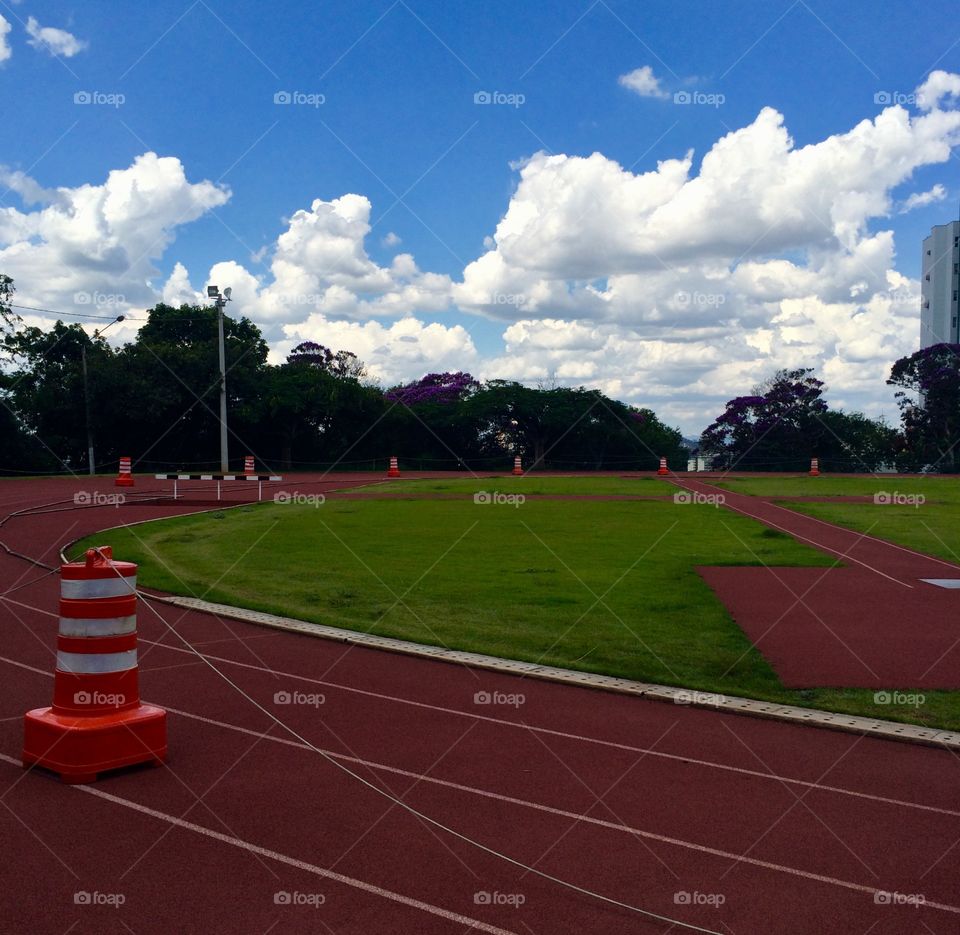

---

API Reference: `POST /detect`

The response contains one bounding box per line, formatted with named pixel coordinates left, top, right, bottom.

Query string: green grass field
left=360, top=476, right=676, bottom=496
left=72, top=476, right=960, bottom=731
left=716, top=475, right=960, bottom=563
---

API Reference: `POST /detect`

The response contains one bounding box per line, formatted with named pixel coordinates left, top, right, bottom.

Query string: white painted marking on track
left=0, top=651, right=956, bottom=821
left=147, top=704, right=960, bottom=914
left=0, top=754, right=519, bottom=935
left=759, top=497, right=960, bottom=570
left=670, top=481, right=913, bottom=588
left=4, top=726, right=959, bottom=916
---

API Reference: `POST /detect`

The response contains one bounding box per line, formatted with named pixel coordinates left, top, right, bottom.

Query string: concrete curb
left=159, top=595, right=960, bottom=753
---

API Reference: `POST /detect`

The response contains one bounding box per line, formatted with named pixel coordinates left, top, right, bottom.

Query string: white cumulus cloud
left=899, top=183, right=947, bottom=213
left=618, top=65, right=669, bottom=99
left=0, top=15, right=12, bottom=63
left=25, top=17, right=87, bottom=57
left=0, top=153, right=229, bottom=311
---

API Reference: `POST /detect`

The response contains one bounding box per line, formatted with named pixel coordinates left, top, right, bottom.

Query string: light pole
left=82, top=315, right=124, bottom=475
left=207, top=285, right=232, bottom=473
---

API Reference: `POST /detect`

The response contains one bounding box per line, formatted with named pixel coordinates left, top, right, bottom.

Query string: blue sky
left=1, top=0, right=959, bottom=432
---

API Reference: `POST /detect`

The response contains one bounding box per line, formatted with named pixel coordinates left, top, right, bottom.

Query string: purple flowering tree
left=700, top=369, right=827, bottom=470
left=384, top=372, right=480, bottom=406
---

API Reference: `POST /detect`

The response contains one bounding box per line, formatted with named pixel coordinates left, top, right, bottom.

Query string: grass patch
left=714, top=474, right=960, bottom=563
left=74, top=494, right=960, bottom=730
left=359, top=476, right=677, bottom=496
left=779, top=500, right=960, bottom=566
left=714, top=474, right=960, bottom=501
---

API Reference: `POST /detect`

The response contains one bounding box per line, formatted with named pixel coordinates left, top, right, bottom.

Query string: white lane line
left=760, top=497, right=960, bottom=570
left=155, top=704, right=960, bottom=912
left=4, top=734, right=958, bottom=917
left=0, top=753, right=518, bottom=935
left=672, top=482, right=912, bottom=588
left=2, top=651, right=957, bottom=821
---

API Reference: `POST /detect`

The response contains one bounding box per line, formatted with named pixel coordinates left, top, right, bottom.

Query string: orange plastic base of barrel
left=387, top=469, right=400, bottom=477
left=115, top=475, right=135, bottom=487
left=22, top=704, right=166, bottom=784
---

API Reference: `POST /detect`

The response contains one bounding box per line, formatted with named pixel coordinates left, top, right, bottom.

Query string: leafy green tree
left=466, top=382, right=683, bottom=470
left=2, top=321, right=109, bottom=469
left=816, top=410, right=899, bottom=471
left=888, top=344, right=960, bottom=472
left=111, top=304, right=269, bottom=468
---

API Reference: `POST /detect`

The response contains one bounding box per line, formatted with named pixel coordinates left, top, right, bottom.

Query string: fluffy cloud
left=277, top=314, right=478, bottom=386
left=0, top=15, right=12, bottom=63
left=167, top=194, right=452, bottom=336
left=445, top=71, right=960, bottom=428
left=618, top=65, right=669, bottom=99
left=899, top=183, right=947, bottom=212
left=0, top=153, right=229, bottom=310
left=25, top=17, right=86, bottom=57
left=3, top=70, right=960, bottom=434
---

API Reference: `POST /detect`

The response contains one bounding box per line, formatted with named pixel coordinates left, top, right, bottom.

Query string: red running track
left=671, top=477, right=960, bottom=688
left=1, top=474, right=959, bottom=933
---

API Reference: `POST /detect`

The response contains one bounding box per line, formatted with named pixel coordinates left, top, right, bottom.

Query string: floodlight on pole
left=208, top=285, right=231, bottom=473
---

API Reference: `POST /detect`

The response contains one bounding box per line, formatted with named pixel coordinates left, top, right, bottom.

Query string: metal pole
left=217, top=298, right=229, bottom=474
left=81, top=344, right=94, bottom=475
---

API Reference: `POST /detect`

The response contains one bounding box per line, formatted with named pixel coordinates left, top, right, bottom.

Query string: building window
left=926, top=274, right=930, bottom=281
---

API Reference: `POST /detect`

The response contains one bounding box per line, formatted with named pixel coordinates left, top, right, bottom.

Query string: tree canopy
left=0, top=292, right=685, bottom=474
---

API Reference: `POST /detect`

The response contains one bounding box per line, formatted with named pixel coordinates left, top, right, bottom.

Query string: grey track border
left=158, top=595, right=960, bottom=753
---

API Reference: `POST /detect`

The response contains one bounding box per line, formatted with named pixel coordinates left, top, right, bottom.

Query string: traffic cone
left=22, top=547, right=167, bottom=784
left=387, top=456, right=401, bottom=478
left=809, top=457, right=820, bottom=477
left=512, top=456, right=523, bottom=476
left=115, top=456, right=134, bottom=487
left=244, top=455, right=255, bottom=475
left=657, top=457, right=669, bottom=476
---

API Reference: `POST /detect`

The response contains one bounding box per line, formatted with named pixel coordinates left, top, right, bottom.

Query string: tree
left=0, top=276, right=42, bottom=472
left=816, top=410, right=899, bottom=472
left=701, top=368, right=828, bottom=471
left=287, top=341, right=366, bottom=380
left=888, top=344, right=960, bottom=472
left=385, top=372, right=480, bottom=406
left=466, top=382, right=684, bottom=470
left=108, top=304, right=269, bottom=468
left=0, top=274, right=19, bottom=344
left=3, top=321, right=109, bottom=469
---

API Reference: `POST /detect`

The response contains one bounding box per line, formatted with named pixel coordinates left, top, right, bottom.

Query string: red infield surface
left=671, top=477, right=960, bottom=689
left=1, top=473, right=959, bottom=934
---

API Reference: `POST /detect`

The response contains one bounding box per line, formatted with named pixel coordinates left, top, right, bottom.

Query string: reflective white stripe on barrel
left=58, top=615, right=137, bottom=638
left=60, top=576, right=137, bottom=600
left=56, top=649, right=138, bottom=674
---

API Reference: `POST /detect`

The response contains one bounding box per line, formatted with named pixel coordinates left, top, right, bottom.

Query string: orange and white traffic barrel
left=387, top=456, right=401, bottom=478
left=115, top=456, right=134, bottom=487
left=22, top=546, right=167, bottom=784
left=809, top=457, right=820, bottom=477
left=512, top=456, right=523, bottom=476
left=657, top=456, right=669, bottom=476
left=244, top=455, right=255, bottom=475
